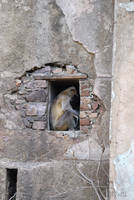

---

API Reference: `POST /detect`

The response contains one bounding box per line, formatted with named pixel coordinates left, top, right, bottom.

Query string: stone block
left=25, top=103, right=47, bottom=116
left=25, top=89, right=47, bottom=102
left=25, top=80, right=47, bottom=89
left=32, top=121, right=45, bottom=130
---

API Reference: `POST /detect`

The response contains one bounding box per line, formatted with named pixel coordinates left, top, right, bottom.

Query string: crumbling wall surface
left=0, top=0, right=113, bottom=199
left=110, top=1, right=134, bottom=200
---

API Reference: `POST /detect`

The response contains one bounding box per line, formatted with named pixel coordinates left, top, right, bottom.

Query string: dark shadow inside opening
left=48, top=80, right=80, bottom=131
left=6, top=169, right=17, bottom=200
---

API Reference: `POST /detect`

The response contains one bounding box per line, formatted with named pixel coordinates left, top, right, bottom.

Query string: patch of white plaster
left=56, top=0, right=94, bottom=19
left=114, top=141, right=134, bottom=199
left=2, top=0, right=8, bottom=3
left=65, top=138, right=103, bottom=160
left=119, top=2, right=134, bottom=12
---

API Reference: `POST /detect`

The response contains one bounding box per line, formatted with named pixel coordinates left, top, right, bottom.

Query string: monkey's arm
left=61, top=97, right=79, bottom=116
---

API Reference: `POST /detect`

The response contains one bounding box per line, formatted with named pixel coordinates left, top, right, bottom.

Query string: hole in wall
left=48, top=80, right=80, bottom=131
left=6, top=169, right=17, bottom=200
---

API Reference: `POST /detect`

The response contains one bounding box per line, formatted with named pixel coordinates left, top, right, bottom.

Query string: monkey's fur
left=50, top=86, right=79, bottom=131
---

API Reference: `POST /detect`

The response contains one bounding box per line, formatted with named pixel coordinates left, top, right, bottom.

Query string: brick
left=80, top=126, right=89, bottom=134
left=80, top=102, right=89, bottom=111
left=32, top=121, right=45, bottom=130
left=81, top=84, right=88, bottom=90
left=81, top=89, right=90, bottom=97
left=80, top=118, right=91, bottom=126
left=89, top=113, right=98, bottom=118
left=81, top=97, right=91, bottom=104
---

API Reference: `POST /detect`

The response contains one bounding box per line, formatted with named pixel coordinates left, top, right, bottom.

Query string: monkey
left=50, top=86, right=79, bottom=131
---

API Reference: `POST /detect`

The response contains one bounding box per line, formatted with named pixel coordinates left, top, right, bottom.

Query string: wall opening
left=48, top=80, right=80, bottom=131
left=6, top=169, right=17, bottom=200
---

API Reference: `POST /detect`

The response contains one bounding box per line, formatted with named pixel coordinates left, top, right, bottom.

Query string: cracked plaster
left=56, top=0, right=113, bottom=77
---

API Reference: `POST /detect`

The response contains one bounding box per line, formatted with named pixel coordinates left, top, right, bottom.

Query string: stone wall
left=0, top=0, right=113, bottom=199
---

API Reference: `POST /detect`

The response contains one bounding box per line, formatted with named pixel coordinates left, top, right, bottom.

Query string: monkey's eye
left=70, top=89, right=76, bottom=93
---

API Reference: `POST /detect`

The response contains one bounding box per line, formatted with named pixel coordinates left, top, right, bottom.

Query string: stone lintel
left=33, top=73, right=87, bottom=80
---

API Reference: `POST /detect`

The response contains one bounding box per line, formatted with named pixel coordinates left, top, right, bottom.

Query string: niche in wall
left=6, top=169, right=18, bottom=200
left=48, top=80, right=80, bottom=131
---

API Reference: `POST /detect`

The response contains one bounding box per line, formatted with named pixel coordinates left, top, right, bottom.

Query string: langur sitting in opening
left=50, top=86, right=79, bottom=131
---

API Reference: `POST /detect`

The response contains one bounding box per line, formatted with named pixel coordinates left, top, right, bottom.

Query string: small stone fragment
left=91, top=102, right=99, bottom=111
left=16, top=99, right=26, bottom=104
left=66, top=65, right=76, bottom=74
left=89, top=113, right=98, bottom=118
left=16, top=79, right=21, bottom=87
left=23, top=118, right=32, bottom=128
left=53, top=68, right=62, bottom=73
left=80, top=111, right=87, bottom=119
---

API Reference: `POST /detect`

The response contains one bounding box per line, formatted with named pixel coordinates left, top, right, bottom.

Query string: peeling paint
left=114, top=141, right=134, bottom=199
left=119, top=2, right=134, bottom=12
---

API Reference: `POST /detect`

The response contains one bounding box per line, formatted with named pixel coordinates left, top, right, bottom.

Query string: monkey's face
left=66, top=86, right=77, bottom=97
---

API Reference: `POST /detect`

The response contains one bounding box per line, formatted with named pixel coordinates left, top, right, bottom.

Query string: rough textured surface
left=17, top=160, right=108, bottom=200
left=0, top=0, right=113, bottom=199
left=110, top=1, right=134, bottom=199
left=0, top=168, right=7, bottom=200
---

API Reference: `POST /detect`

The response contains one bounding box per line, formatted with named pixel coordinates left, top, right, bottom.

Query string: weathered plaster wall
left=0, top=0, right=113, bottom=199
left=110, top=1, right=134, bottom=199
